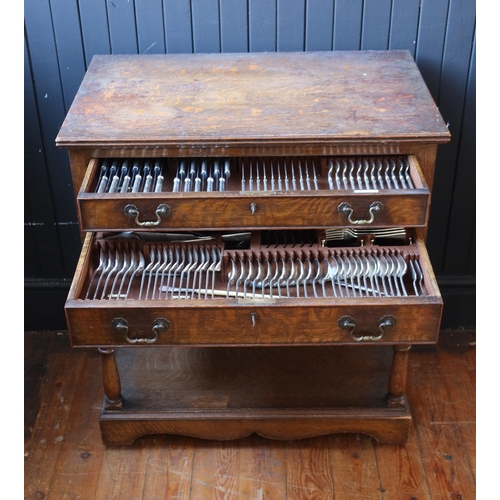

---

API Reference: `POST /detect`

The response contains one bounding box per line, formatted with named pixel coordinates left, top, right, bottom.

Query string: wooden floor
left=24, top=331, right=475, bottom=500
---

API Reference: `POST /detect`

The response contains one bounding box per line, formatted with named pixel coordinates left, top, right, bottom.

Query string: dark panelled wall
left=24, top=0, right=476, bottom=331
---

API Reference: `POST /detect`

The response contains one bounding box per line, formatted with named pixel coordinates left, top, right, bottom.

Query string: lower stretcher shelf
left=99, top=345, right=411, bottom=445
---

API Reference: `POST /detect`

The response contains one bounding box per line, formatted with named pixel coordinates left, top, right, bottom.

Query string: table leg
left=387, top=345, right=411, bottom=408
left=98, top=348, right=123, bottom=410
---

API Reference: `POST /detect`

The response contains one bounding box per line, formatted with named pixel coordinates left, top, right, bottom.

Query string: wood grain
left=45, top=351, right=105, bottom=499
left=285, top=437, right=335, bottom=499
left=375, top=429, right=432, bottom=499
left=438, top=346, right=476, bottom=481
left=98, top=348, right=123, bottom=410
left=141, top=435, right=195, bottom=499
left=92, top=444, right=150, bottom=500
left=78, top=188, right=431, bottom=232
left=407, top=348, right=476, bottom=499
left=388, top=345, right=411, bottom=407
left=56, top=51, right=450, bottom=148
left=24, top=332, right=476, bottom=500
left=330, top=434, right=382, bottom=499
left=24, top=332, right=54, bottom=444
left=66, top=299, right=442, bottom=347
left=24, top=340, right=86, bottom=499
left=190, top=439, right=240, bottom=499
left=96, top=346, right=413, bottom=445
left=114, top=345, right=393, bottom=411
left=238, top=435, right=286, bottom=499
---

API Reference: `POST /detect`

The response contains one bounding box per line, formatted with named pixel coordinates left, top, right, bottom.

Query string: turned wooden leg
left=387, top=345, right=411, bottom=408
left=98, top=348, right=123, bottom=410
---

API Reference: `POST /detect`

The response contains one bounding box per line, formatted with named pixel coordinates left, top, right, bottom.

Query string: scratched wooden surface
left=55, top=51, right=450, bottom=147
left=25, top=331, right=475, bottom=500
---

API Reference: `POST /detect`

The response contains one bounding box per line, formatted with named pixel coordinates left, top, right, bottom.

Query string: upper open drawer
left=77, top=154, right=430, bottom=231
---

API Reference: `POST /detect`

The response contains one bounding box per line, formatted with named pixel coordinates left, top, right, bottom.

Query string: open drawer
left=77, top=154, right=431, bottom=231
left=65, top=228, right=442, bottom=347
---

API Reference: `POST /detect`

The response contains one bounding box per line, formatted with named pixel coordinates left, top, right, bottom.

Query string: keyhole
left=250, top=312, right=256, bottom=327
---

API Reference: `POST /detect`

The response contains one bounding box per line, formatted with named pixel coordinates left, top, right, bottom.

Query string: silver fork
left=86, top=248, right=106, bottom=299
left=328, top=256, right=339, bottom=298
left=151, top=247, right=169, bottom=299
left=414, top=258, right=426, bottom=296
left=395, top=254, right=408, bottom=297
left=124, top=250, right=145, bottom=299
left=100, top=249, right=121, bottom=299
left=145, top=247, right=162, bottom=299
left=226, top=259, right=237, bottom=299
left=109, top=247, right=130, bottom=299
left=117, top=248, right=138, bottom=299
left=184, top=247, right=199, bottom=298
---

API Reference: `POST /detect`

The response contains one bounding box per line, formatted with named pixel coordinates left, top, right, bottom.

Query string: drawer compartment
left=77, top=155, right=430, bottom=231
left=65, top=230, right=442, bottom=347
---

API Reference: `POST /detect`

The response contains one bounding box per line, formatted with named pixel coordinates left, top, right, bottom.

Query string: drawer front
left=65, top=300, right=441, bottom=347
left=65, top=233, right=442, bottom=347
left=77, top=155, right=430, bottom=231
left=78, top=193, right=429, bottom=231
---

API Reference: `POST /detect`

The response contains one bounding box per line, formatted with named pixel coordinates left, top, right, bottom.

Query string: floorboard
left=24, top=330, right=476, bottom=500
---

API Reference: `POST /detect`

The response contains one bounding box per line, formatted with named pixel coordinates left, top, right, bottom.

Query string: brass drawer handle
left=124, top=203, right=171, bottom=226
left=112, top=317, right=170, bottom=344
left=338, top=201, right=383, bottom=225
left=338, top=314, right=396, bottom=341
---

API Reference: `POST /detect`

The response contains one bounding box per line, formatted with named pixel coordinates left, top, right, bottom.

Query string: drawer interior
left=84, top=154, right=426, bottom=195
left=77, top=228, right=433, bottom=302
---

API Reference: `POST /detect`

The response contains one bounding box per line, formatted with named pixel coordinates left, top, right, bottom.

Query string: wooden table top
left=56, top=50, right=450, bottom=148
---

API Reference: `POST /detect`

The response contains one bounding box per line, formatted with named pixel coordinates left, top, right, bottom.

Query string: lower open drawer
left=65, top=229, right=442, bottom=347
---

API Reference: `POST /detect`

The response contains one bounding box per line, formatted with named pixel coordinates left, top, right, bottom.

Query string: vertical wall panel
left=164, top=0, right=193, bottom=53
left=466, top=220, right=475, bottom=276
left=49, top=0, right=89, bottom=278
left=305, top=0, right=334, bottom=51
left=24, top=0, right=75, bottom=220
left=361, top=0, right=391, bottom=50
left=333, top=0, right=362, bottom=50
left=24, top=201, right=41, bottom=279
left=24, top=37, right=64, bottom=278
left=107, top=0, right=138, bottom=54
left=49, top=0, right=87, bottom=108
left=25, top=0, right=81, bottom=278
left=249, top=0, right=276, bottom=51
left=415, top=0, right=449, bottom=103
left=192, top=0, right=221, bottom=53
left=443, top=32, right=475, bottom=275
left=388, top=0, right=420, bottom=56
left=136, top=0, right=166, bottom=54
left=277, top=0, right=305, bottom=51
left=78, top=0, right=111, bottom=66
left=220, top=0, right=249, bottom=53
left=426, top=0, right=476, bottom=273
